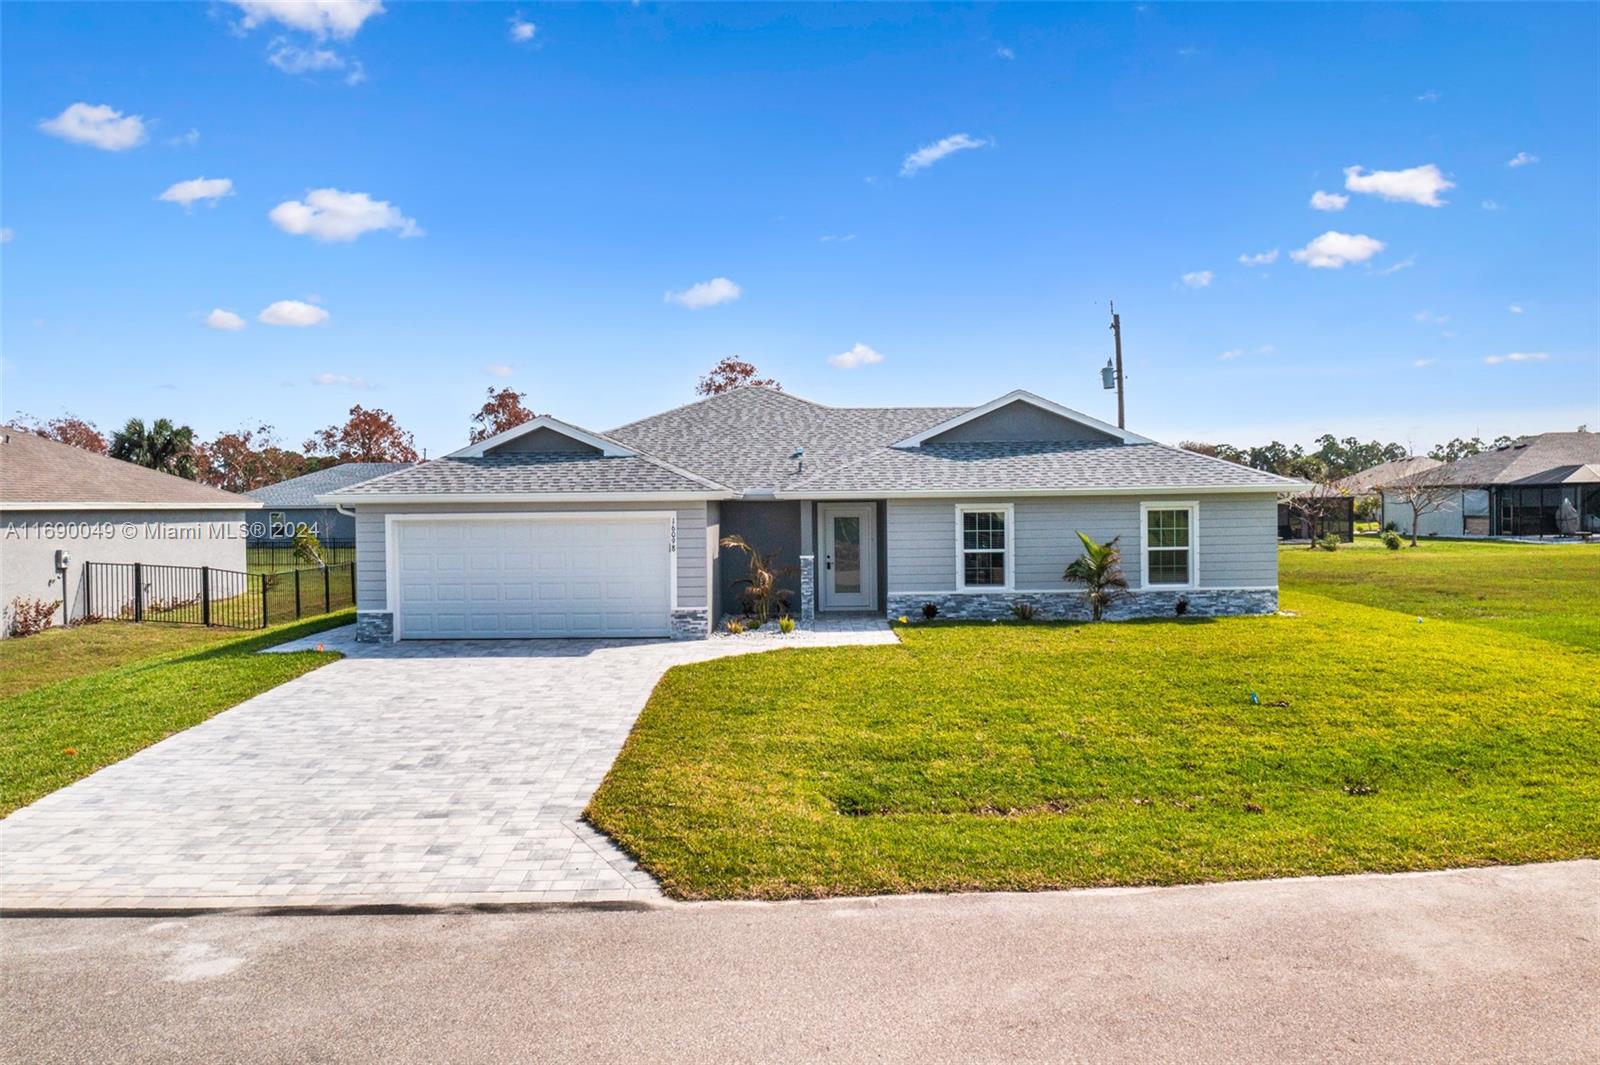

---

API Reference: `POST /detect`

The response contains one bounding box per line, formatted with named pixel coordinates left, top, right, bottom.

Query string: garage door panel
left=394, top=517, right=672, bottom=639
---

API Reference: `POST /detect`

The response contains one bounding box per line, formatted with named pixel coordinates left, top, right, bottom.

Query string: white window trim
left=954, top=503, right=1015, bottom=592
left=1139, top=500, right=1199, bottom=590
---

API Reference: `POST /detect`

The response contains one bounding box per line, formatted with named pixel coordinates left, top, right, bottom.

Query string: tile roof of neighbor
left=326, top=453, right=722, bottom=497
left=246, top=462, right=415, bottom=506
left=1330, top=456, right=1443, bottom=493
left=784, top=440, right=1304, bottom=494
left=0, top=428, right=256, bottom=510
left=1399, top=432, right=1600, bottom=487
left=606, top=387, right=967, bottom=492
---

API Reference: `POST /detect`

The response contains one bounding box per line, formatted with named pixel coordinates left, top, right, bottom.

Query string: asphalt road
left=4, top=861, right=1596, bottom=1064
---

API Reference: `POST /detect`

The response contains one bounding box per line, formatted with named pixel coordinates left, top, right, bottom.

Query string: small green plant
left=778, top=616, right=796, bottom=634
left=1382, top=530, right=1403, bottom=550
left=293, top=525, right=325, bottom=568
left=1010, top=601, right=1037, bottom=622
left=725, top=619, right=745, bottom=635
left=1316, top=533, right=1340, bottom=552
left=1063, top=532, right=1128, bottom=622
left=921, top=602, right=939, bottom=620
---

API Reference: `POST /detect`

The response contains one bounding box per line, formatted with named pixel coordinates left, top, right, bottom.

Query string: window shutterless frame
left=1139, top=501, right=1199, bottom=590
left=954, top=503, right=1015, bottom=591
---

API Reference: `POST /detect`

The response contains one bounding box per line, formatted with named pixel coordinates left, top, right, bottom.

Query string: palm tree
left=109, top=417, right=199, bottom=480
left=1063, top=531, right=1128, bottom=621
left=719, top=535, right=792, bottom=624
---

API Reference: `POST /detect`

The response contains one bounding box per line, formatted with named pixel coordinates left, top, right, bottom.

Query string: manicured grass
left=0, top=623, right=243, bottom=700
left=1279, top=537, right=1600, bottom=651
left=588, top=590, right=1600, bottom=900
left=0, top=612, right=351, bottom=817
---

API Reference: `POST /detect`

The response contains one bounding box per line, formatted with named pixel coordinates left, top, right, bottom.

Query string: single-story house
left=1332, top=455, right=1443, bottom=496
left=1381, top=431, right=1600, bottom=538
left=1277, top=455, right=1443, bottom=541
left=245, top=462, right=413, bottom=546
left=318, top=387, right=1305, bottom=642
left=0, top=428, right=256, bottom=633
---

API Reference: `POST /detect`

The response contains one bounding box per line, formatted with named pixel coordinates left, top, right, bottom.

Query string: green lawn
left=0, top=612, right=351, bottom=817
left=589, top=544, right=1600, bottom=900
left=1280, top=537, right=1600, bottom=651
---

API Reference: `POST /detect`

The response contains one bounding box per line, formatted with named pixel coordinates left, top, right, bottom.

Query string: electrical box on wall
left=55, top=549, right=72, bottom=570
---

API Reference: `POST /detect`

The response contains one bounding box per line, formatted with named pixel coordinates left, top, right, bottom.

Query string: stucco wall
left=351, top=501, right=710, bottom=614
left=0, top=508, right=250, bottom=632
left=886, top=494, right=1278, bottom=593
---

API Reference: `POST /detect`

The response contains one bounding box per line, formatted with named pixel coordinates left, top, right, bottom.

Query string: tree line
left=1179, top=433, right=1515, bottom=483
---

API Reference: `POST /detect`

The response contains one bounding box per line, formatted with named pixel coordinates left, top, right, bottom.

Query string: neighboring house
left=0, top=428, right=256, bottom=633
left=1277, top=455, right=1442, bottom=542
left=318, top=388, right=1305, bottom=642
left=245, top=462, right=413, bottom=545
left=1381, top=431, right=1600, bottom=538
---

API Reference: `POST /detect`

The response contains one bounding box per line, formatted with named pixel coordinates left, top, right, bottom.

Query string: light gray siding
left=886, top=494, right=1278, bottom=593
left=925, top=400, right=1121, bottom=444
left=0, top=508, right=250, bottom=632
left=353, top=501, right=710, bottom=613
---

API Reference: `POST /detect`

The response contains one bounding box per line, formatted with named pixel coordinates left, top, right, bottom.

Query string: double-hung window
left=1141, top=502, right=1197, bottom=588
left=957, top=504, right=1012, bottom=590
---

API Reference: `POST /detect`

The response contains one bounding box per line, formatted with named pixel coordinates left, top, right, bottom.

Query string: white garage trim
left=384, top=511, right=677, bottom=640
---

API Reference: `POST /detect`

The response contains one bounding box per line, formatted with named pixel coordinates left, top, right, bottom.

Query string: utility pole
left=1109, top=300, right=1126, bottom=429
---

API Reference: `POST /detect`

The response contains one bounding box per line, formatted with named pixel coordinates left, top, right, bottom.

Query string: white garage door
left=393, top=516, right=673, bottom=639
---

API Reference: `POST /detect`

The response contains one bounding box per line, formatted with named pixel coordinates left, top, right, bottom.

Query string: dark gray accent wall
left=485, top=427, right=603, bottom=455
left=925, top=400, right=1120, bottom=444
left=717, top=500, right=802, bottom=617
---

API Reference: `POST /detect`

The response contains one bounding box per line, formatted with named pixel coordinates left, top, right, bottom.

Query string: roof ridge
left=606, top=386, right=820, bottom=434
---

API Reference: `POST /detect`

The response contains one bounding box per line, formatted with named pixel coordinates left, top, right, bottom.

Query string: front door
left=820, top=503, right=876, bottom=611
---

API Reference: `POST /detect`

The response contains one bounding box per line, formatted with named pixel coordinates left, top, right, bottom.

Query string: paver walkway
left=0, top=620, right=897, bottom=911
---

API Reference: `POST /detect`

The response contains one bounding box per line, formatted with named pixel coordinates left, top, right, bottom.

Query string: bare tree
left=1385, top=468, right=1458, bottom=546
left=1281, top=481, right=1352, bottom=546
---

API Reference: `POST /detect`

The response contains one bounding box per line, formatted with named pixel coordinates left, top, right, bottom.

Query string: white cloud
left=38, top=102, right=147, bottom=151
left=1290, top=231, right=1386, bottom=269
left=819, top=233, right=857, bottom=243
left=1218, top=345, right=1274, bottom=361
left=0, top=228, right=12, bottom=244
left=267, top=41, right=345, bottom=74
left=1416, top=90, right=1440, bottom=103
left=1376, top=254, right=1417, bottom=275
left=509, top=16, right=537, bottom=42
left=1481, top=199, right=1502, bottom=211
left=900, top=133, right=989, bottom=177
left=158, top=177, right=234, bottom=208
left=665, top=277, right=742, bottom=309
left=1414, top=358, right=1437, bottom=368
left=1413, top=310, right=1448, bottom=326
left=205, top=309, right=246, bottom=331
left=168, top=128, right=201, bottom=146
left=259, top=300, right=329, bottom=327
left=483, top=363, right=515, bottom=378
left=1343, top=164, right=1454, bottom=207
left=228, top=1, right=384, bottom=39
left=1238, top=248, right=1278, bottom=266
left=1309, top=190, right=1348, bottom=212
left=269, top=188, right=421, bottom=242
left=1508, top=304, right=1524, bottom=315
left=1218, top=348, right=1245, bottom=361
left=1180, top=270, right=1214, bottom=289
left=994, top=46, right=1015, bottom=60
left=828, top=343, right=885, bottom=370
left=1507, top=151, right=1539, bottom=168
left=311, top=372, right=369, bottom=387
left=1484, top=352, right=1548, bottom=365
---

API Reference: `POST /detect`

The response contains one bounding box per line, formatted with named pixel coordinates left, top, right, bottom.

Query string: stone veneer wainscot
left=887, top=588, right=1277, bottom=623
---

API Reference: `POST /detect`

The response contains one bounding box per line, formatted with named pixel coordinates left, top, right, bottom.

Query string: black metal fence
left=84, top=561, right=356, bottom=630
left=245, top=539, right=357, bottom=573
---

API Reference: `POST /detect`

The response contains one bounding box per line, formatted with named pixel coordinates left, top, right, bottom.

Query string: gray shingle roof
left=783, top=441, right=1305, bottom=494
left=1330, top=456, right=1442, bottom=493
left=1403, top=432, right=1600, bottom=487
left=246, top=462, right=414, bottom=506
left=0, top=428, right=256, bottom=510
left=323, top=453, right=722, bottom=498
left=607, top=387, right=965, bottom=492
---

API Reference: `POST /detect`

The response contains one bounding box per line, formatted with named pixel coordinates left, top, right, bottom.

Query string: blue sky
left=4, top=2, right=1596, bottom=457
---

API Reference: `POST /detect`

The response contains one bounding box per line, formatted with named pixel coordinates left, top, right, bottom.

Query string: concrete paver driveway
left=0, top=622, right=896, bottom=911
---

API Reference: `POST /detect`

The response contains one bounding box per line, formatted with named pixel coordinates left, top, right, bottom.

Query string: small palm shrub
left=778, top=616, right=796, bottom=634
left=1063, top=532, right=1128, bottom=622
left=720, top=535, right=792, bottom=625
left=293, top=525, right=325, bottom=568
left=725, top=619, right=745, bottom=635
left=1010, top=601, right=1037, bottom=622
left=921, top=602, right=939, bottom=620
left=1382, top=530, right=1404, bottom=550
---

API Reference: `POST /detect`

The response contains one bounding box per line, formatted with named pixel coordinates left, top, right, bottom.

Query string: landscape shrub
left=725, top=619, right=745, bottom=635
left=921, top=602, right=939, bottom=620
left=1316, top=533, right=1341, bottom=552
left=778, top=616, right=796, bottom=634
left=6, top=597, right=60, bottom=638
left=1382, top=530, right=1404, bottom=550
left=1010, top=601, right=1037, bottom=622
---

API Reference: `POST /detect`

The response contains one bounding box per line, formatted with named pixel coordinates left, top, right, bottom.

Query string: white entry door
left=819, top=503, right=876, bottom=611
left=392, top=515, right=673, bottom=639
